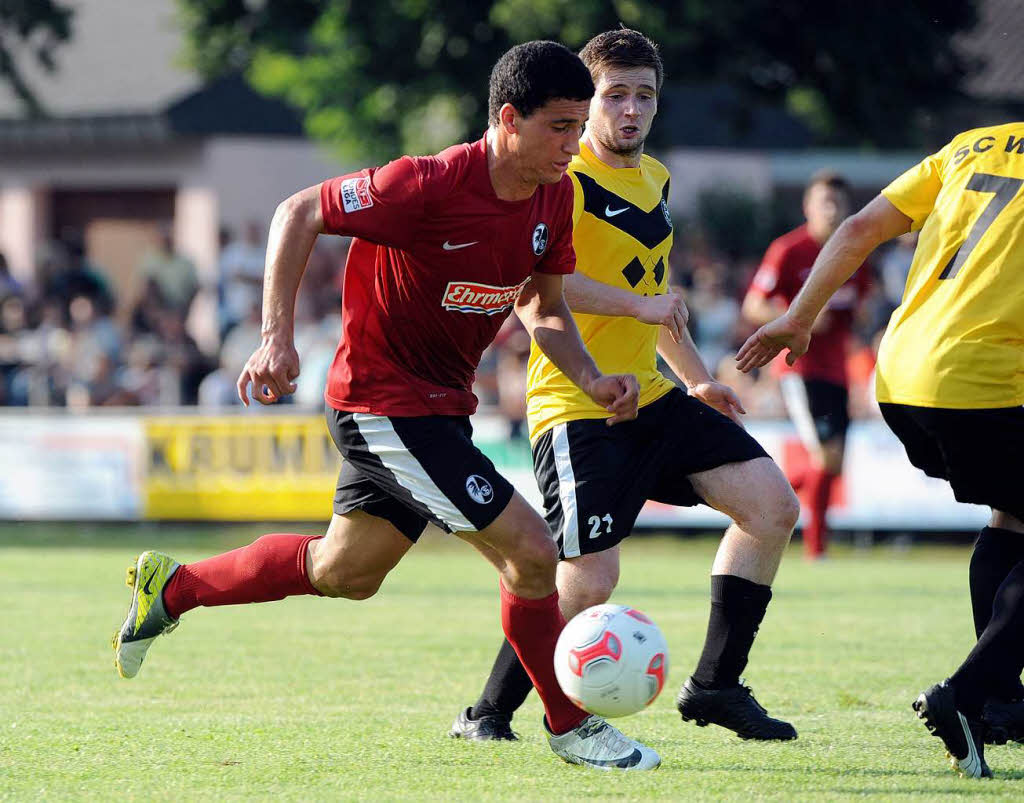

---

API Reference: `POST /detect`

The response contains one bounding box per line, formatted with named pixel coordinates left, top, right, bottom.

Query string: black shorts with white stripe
left=531, top=387, right=769, bottom=559
left=325, top=405, right=515, bottom=542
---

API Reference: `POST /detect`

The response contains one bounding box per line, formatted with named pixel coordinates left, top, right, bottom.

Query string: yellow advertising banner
left=143, top=415, right=339, bottom=520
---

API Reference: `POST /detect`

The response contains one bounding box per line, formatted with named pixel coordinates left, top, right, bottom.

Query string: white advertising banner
left=0, top=412, right=990, bottom=530
left=0, top=415, right=143, bottom=520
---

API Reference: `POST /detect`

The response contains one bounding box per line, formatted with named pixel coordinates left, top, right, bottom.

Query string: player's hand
left=586, top=373, right=640, bottom=426
left=237, top=334, right=300, bottom=406
left=635, top=292, right=688, bottom=343
left=689, top=381, right=747, bottom=426
left=735, top=313, right=812, bottom=373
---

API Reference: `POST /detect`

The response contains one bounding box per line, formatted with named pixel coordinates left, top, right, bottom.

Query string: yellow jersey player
left=451, top=28, right=800, bottom=745
left=737, top=123, right=1024, bottom=779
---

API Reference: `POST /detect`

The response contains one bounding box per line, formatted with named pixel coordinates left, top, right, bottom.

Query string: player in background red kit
left=111, top=41, right=661, bottom=772
left=742, top=172, right=872, bottom=559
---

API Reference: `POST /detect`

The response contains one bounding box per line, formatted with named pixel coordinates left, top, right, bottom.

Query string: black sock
left=951, top=560, right=1024, bottom=717
left=469, top=638, right=534, bottom=721
left=970, top=527, right=1024, bottom=636
left=969, top=527, right=1024, bottom=699
left=692, top=574, right=773, bottom=690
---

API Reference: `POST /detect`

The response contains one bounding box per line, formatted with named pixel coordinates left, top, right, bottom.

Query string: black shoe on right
left=913, top=681, right=992, bottom=779
left=676, top=677, right=797, bottom=741
left=982, top=696, right=1024, bottom=745
left=448, top=707, right=518, bottom=742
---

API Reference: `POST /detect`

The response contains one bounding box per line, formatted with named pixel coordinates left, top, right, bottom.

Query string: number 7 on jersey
left=939, top=172, right=1023, bottom=280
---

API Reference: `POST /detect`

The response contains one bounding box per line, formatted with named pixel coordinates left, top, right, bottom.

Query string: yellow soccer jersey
left=877, top=123, right=1024, bottom=409
left=526, top=141, right=676, bottom=441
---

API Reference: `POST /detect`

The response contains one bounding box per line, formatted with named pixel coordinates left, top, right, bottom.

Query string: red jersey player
left=742, top=171, right=872, bottom=559
left=111, top=41, right=660, bottom=771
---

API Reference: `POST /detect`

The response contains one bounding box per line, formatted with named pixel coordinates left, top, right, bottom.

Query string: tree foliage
left=0, top=0, right=75, bottom=116
left=176, top=0, right=980, bottom=162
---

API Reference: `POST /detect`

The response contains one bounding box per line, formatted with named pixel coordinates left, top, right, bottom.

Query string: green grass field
left=2, top=523, right=1022, bottom=801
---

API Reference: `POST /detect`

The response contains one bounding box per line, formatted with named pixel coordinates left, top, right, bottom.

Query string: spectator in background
left=0, top=252, right=23, bottom=300
left=687, top=262, right=741, bottom=375
left=130, top=277, right=172, bottom=338
left=41, top=233, right=116, bottom=319
left=61, top=294, right=122, bottom=406
left=220, top=221, right=267, bottom=335
left=155, top=309, right=210, bottom=405
left=742, top=171, right=873, bottom=560
left=140, top=227, right=198, bottom=315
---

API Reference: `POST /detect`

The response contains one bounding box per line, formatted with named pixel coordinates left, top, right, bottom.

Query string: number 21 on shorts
left=588, top=513, right=613, bottom=539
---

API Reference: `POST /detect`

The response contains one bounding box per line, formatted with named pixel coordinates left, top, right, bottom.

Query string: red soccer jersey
left=319, top=135, right=575, bottom=417
left=748, top=224, right=871, bottom=387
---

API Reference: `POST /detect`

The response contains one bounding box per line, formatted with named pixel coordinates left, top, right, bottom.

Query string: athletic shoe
left=448, top=707, right=518, bottom=741
left=546, top=715, right=661, bottom=771
left=982, top=696, right=1024, bottom=746
left=913, top=681, right=992, bottom=779
left=676, top=677, right=797, bottom=740
left=112, top=551, right=180, bottom=679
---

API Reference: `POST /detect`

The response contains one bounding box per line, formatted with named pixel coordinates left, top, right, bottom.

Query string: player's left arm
left=563, top=273, right=689, bottom=342
left=657, top=327, right=746, bottom=425
left=736, top=195, right=912, bottom=372
left=516, top=272, right=639, bottom=425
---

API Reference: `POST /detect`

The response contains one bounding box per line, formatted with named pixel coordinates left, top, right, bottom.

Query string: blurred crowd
left=0, top=224, right=345, bottom=411
left=0, top=218, right=917, bottom=430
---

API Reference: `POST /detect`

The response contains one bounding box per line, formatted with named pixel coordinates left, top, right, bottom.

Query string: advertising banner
left=0, top=411, right=989, bottom=531
left=143, top=415, right=339, bottom=520
left=0, top=415, right=142, bottom=519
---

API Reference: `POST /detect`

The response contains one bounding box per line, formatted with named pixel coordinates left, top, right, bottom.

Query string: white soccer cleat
left=547, top=715, right=661, bottom=771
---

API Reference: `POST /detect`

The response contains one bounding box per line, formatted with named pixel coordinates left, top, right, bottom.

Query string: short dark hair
left=488, top=41, right=594, bottom=126
left=805, top=169, right=851, bottom=197
left=579, top=28, right=664, bottom=94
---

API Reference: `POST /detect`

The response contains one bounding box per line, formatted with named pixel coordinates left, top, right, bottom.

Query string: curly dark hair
left=488, top=41, right=594, bottom=125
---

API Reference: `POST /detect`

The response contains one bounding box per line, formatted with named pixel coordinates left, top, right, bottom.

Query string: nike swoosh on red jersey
left=442, top=240, right=479, bottom=250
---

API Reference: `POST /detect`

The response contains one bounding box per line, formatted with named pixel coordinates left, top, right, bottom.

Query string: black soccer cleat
left=448, top=707, right=518, bottom=742
left=676, top=677, right=797, bottom=741
left=981, top=696, right=1024, bottom=746
left=913, top=681, right=992, bottom=779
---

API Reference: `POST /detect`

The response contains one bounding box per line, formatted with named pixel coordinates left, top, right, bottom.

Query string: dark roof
left=0, top=74, right=304, bottom=150
left=165, top=75, right=304, bottom=136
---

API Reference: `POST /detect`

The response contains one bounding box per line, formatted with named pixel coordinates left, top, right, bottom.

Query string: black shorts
left=326, top=405, right=515, bottom=542
left=780, top=375, right=850, bottom=446
left=879, top=402, right=1024, bottom=521
left=531, top=387, right=769, bottom=558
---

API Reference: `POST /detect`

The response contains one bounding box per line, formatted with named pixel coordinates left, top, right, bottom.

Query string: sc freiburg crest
left=532, top=222, right=549, bottom=255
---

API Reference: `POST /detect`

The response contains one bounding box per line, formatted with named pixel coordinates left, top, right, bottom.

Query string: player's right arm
left=236, top=184, right=324, bottom=406
left=562, top=273, right=689, bottom=342
left=736, top=195, right=912, bottom=372
left=237, top=158, right=425, bottom=406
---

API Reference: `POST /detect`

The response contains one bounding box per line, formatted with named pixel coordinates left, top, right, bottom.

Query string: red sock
left=803, top=469, right=836, bottom=558
left=500, top=581, right=587, bottom=735
left=162, top=533, right=323, bottom=619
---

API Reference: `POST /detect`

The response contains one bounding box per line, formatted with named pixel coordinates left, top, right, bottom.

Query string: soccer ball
left=554, top=603, right=669, bottom=718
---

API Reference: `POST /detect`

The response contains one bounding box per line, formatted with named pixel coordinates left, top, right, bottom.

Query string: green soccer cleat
left=112, top=551, right=181, bottom=679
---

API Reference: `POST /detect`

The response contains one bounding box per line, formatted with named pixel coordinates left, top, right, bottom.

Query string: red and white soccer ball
left=554, top=603, right=669, bottom=718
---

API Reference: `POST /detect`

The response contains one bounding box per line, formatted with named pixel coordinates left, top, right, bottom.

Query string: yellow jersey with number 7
left=877, top=123, right=1024, bottom=408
